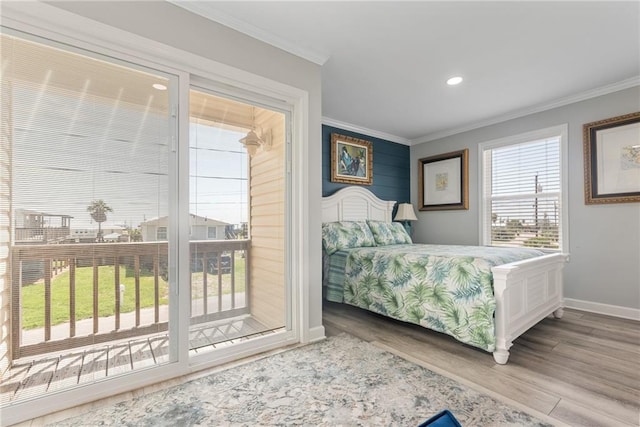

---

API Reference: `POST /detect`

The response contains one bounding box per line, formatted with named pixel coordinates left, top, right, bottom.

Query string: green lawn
left=21, top=255, right=246, bottom=330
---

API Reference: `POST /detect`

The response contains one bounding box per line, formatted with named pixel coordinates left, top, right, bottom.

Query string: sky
left=13, top=86, right=248, bottom=230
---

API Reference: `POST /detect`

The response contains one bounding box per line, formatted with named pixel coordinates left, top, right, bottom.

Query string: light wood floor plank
left=323, top=302, right=640, bottom=427
left=550, top=398, right=638, bottom=427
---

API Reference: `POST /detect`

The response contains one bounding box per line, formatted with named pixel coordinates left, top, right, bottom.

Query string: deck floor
left=1, top=316, right=278, bottom=404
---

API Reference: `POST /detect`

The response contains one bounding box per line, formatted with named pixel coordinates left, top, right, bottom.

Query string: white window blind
left=480, top=126, right=567, bottom=251
left=4, top=34, right=172, bottom=241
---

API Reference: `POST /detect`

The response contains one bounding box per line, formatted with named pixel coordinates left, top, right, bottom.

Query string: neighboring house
left=139, top=214, right=230, bottom=242
left=67, top=225, right=125, bottom=243
left=14, top=209, right=72, bottom=244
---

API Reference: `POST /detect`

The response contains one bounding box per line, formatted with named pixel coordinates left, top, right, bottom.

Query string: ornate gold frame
left=330, top=133, right=373, bottom=185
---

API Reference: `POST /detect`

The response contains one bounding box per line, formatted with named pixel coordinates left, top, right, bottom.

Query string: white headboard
left=322, top=187, right=396, bottom=223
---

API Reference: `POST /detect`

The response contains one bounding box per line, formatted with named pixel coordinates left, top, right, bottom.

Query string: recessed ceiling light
left=152, top=83, right=167, bottom=91
left=446, top=76, right=463, bottom=86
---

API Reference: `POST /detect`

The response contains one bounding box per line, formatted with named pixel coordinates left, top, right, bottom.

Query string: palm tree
left=128, top=228, right=142, bottom=242
left=87, top=199, right=113, bottom=242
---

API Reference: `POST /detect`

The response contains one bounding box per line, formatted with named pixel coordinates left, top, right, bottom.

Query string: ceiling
left=172, top=1, right=639, bottom=145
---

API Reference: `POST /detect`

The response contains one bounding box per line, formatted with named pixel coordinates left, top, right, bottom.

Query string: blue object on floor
left=418, top=409, right=462, bottom=427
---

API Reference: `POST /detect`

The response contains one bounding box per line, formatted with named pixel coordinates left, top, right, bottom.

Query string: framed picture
left=418, top=149, right=468, bottom=211
left=583, top=112, right=640, bottom=204
left=330, top=133, right=373, bottom=185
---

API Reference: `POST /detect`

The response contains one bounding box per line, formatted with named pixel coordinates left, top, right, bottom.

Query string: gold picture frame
left=583, top=112, right=640, bottom=205
left=330, top=133, right=373, bottom=185
left=418, top=149, right=469, bottom=211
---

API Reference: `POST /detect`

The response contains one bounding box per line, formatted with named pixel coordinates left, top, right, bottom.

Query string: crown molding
left=325, top=77, right=639, bottom=147
left=167, top=1, right=330, bottom=66
left=412, top=76, right=640, bottom=144
left=322, top=117, right=411, bottom=146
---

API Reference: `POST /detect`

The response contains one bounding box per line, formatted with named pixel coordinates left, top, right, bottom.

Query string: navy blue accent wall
left=322, top=125, right=410, bottom=205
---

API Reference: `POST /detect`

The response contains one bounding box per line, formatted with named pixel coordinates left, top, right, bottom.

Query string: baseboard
left=564, top=298, right=640, bottom=321
left=307, top=325, right=326, bottom=343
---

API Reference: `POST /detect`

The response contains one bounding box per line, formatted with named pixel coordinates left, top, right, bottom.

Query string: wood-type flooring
left=323, top=301, right=640, bottom=427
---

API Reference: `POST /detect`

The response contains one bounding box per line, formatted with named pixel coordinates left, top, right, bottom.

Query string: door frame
left=0, top=3, right=313, bottom=425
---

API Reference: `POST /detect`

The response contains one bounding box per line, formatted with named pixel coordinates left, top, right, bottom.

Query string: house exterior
left=139, top=214, right=230, bottom=242
left=67, top=225, right=126, bottom=243
left=14, top=209, right=72, bottom=244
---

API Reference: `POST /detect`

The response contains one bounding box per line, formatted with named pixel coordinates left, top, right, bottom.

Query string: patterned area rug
left=51, top=333, right=551, bottom=426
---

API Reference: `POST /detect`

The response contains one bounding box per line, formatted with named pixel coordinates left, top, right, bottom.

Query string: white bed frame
left=322, top=186, right=569, bottom=364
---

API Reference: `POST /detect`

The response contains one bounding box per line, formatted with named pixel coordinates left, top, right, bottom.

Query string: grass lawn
left=21, top=255, right=246, bottom=330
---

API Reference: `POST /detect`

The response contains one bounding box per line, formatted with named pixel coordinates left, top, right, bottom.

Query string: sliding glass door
left=0, top=25, right=297, bottom=417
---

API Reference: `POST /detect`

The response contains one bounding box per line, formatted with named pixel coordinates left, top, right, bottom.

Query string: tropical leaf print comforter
left=323, top=244, right=544, bottom=352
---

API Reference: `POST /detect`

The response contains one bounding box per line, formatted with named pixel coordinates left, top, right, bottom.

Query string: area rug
left=50, top=333, right=551, bottom=426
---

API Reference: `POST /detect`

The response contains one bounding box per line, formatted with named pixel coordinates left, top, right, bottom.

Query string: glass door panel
left=188, top=88, right=287, bottom=355
left=1, top=32, right=175, bottom=404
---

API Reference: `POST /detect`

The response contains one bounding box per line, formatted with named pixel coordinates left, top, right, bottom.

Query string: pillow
left=367, top=220, right=413, bottom=245
left=322, top=221, right=376, bottom=255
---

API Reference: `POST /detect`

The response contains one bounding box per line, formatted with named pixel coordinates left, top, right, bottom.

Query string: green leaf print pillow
left=367, top=220, right=412, bottom=245
left=322, top=221, right=377, bottom=255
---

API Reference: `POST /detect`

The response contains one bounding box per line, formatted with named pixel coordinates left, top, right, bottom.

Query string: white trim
left=323, top=77, right=638, bottom=147
left=307, top=325, right=327, bottom=343
left=167, top=1, right=330, bottom=66
left=322, top=116, right=412, bottom=146
left=293, top=95, right=312, bottom=343
left=413, top=77, right=640, bottom=144
left=564, top=298, right=640, bottom=321
left=1, top=3, right=312, bottom=424
left=0, top=362, right=186, bottom=427
left=478, top=124, right=569, bottom=253
left=189, top=331, right=299, bottom=371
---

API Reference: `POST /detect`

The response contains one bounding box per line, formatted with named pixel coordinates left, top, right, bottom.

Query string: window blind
left=482, top=135, right=563, bottom=250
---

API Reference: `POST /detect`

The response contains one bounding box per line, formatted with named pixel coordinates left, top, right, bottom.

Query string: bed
left=322, top=186, right=568, bottom=364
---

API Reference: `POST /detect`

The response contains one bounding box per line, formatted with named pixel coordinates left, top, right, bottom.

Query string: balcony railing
left=11, top=240, right=250, bottom=359
left=15, top=227, right=70, bottom=244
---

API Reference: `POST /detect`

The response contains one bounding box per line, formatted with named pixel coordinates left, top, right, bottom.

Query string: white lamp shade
left=394, top=203, right=417, bottom=221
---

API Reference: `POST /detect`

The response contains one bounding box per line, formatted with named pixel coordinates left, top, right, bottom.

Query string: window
left=157, top=226, right=168, bottom=240
left=480, top=125, right=568, bottom=251
left=207, top=226, right=217, bottom=239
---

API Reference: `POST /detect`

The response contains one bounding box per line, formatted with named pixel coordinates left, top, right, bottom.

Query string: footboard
left=491, top=252, right=569, bottom=364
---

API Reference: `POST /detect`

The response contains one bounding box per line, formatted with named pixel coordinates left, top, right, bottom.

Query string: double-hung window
left=480, top=125, right=568, bottom=252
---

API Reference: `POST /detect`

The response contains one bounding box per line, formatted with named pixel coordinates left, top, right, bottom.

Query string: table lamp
left=394, top=203, right=418, bottom=235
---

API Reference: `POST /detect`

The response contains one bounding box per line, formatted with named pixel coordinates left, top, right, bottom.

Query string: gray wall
left=411, top=87, right=640, bottom=310
left=51, top=1, right=324, bottom=333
